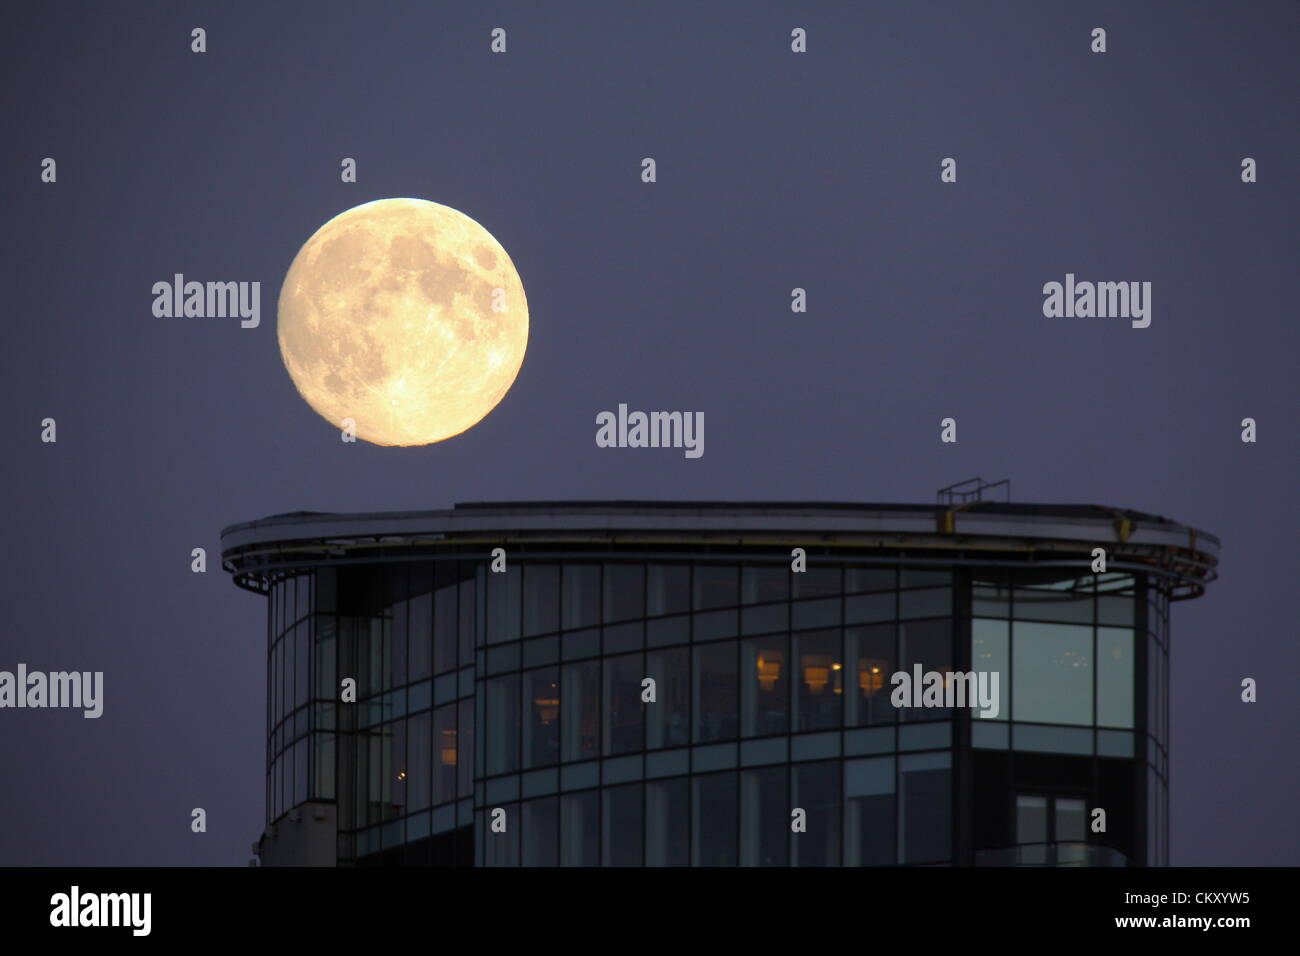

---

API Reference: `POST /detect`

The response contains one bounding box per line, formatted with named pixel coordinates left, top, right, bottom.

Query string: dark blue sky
left=2, top=1, right=1296, bottom=865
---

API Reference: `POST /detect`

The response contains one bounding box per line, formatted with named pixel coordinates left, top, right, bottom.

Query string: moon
left=277, top=198, right=528, bottom=446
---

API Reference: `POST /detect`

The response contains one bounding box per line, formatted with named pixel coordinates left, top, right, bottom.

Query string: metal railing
left=937, top=477, right=1011, bottom=505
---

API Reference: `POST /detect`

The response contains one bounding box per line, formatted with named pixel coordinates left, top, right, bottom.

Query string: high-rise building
left=220, top=499, right=1217, bottom=866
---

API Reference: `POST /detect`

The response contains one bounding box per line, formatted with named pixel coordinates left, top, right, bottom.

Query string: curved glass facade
left=473, top=562, right=960, bottom=866
left=260, top=551, right=1170, bottom=865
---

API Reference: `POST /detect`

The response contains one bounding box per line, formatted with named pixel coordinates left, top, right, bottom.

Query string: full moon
left=277, top=198, right=529, bottom=446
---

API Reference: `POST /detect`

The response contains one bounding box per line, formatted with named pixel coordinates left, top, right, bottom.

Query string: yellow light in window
left=756, top=652, right=783, bottom=691
left=803, top=654, right=832, bottom=694
left=859, top=660, right=886, bottom=695
left=440, top=728, right=458, bottom=765
left=534, top=698, right=560, bottom=724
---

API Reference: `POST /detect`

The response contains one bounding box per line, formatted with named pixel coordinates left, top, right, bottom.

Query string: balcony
left=974, top=842, right=1129, bottom=866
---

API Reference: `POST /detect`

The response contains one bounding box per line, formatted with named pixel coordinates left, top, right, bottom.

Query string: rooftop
left=220, top=500, right=1219, bottom=600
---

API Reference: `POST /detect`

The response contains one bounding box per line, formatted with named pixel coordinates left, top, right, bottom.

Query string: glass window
left=561, top=661, right=600, bottom=762
left=972, top=579, right=1011, bottom=617
left=432, top=704, right=457, bottom=804
left=646, top=778, right=689, bottom=866
left=1147, top=632, right=1160, bottom=747
left=739, top=765, right=789, bottom=866
left=1097, top=574, right=1135, bottom=626
left=523, top=667, right=560, bottom=769
left=845, top=567, right=894, bottom=594
left=365, top=618, right=386, bottom=697
left=361, top=725, right=387, bottom=827
left=647, top=614, right=689, bottom=647
left=647, top=564, right=690, bottom=617
left=845, top=590, right=894, bottom=626
left=389, top=719, right=407, bottom=818
left=900, top=752, right=950, bottom=864
left=646, top=646, right=689, bottom=750
left=1013, top=573, right=1093, bottom=624
left=433, top=568, right=458, bottom=674
left=560, top=790, right=599, bottom=866
left=408, top=573, right=433, bottom=682
left=458, top=571, right=476, bottom=662
left=603, top=564, right=645, bottom=623
left=602, top=782, right=643, bottom=866
left=741, top=635, right=789, bottom=737
left=487, top=568, right=521, bottom=645
left=314, top=616, right=336, bottom=701
left=294, top=622, right=310, bottom=707
left=1016, top=794, right=1048, bottom=844
left=792, top=597, right=839, bottom=630
left=521, top=796, right=558, bottom=867
left=693, top=641, right=738, bottom=743
left=271, top=636, right=281, bottom=726
left=407, top=710, right=431, bottom=811
left=1013, top=724, right=1092, bottom=755
left=971, top=619, right=1009, bottom=720
left=693, top=608, right=737, bottom=642
left=742, top=601, right=787, bottom=636
left=603, top=653, right=644, bottom=755
left=1056, top=796, right=1087, bottom=842
left=1013, top=621, right=1093, bottom=725
left=523, top=634, right=560, bottom=669
left=563, top=628, right=600, bottom=661
left=1160, top=633, right=1169, bottom=748
left=899, top=587, right=951, bottom=620
left=793, top=629, right=842, bottom=732
left=279, top=637, right=290, bottom=725
left=845, top=623, right=894, bottom=726
left=792, top=760, right=841, bottom=866
left=900, top=569, right=950, bottom=588
left=486, top=675, right=520, bottom=776
left=742, top=566, right=788, bottom=604
left=899, top=619, right=952, bottom=722
left=792, top=566, right=840, bottom=599
left=484, top=802, right=519, bottom=867
left=275, top=581, right=286, bottom=636
left=313, top=731, right=335, bottom=801
left=693, top=565, right=738, bottom=611
left=292, top=575, right=304, bottom=628
left=691, top=772, right=737, bottom=866
left=844, top=756, right=894, bottom=865
left=391, top=601, right=409, bottom=690
left=562, top=565, right=601, bottom=631
left=294, top=738, right=309, bottom=807
left=315, top=568, right=337, bottom=613
left=1097, top=626, right=1134, bottom=728
left=603, top=621, right=643, bottom=656
left=457, top=697, right=473, bottom=798
left=523, top=564, right=559, bottom=637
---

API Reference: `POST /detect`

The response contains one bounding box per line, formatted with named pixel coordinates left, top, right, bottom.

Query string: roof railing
left=937, top=477, right=1011, bottom=506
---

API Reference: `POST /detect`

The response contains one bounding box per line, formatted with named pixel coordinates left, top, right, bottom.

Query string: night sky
left=2, top=1, right=1296, bottom=866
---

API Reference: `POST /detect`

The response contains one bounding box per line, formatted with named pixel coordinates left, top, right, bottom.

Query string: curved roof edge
left=222, top=500, right=1218, bottom=553
left=219, top=500, right=1219, bottom=602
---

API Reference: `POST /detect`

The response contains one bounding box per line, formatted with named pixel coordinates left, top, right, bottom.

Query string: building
left=219, top=497, right=1218, bottom=866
